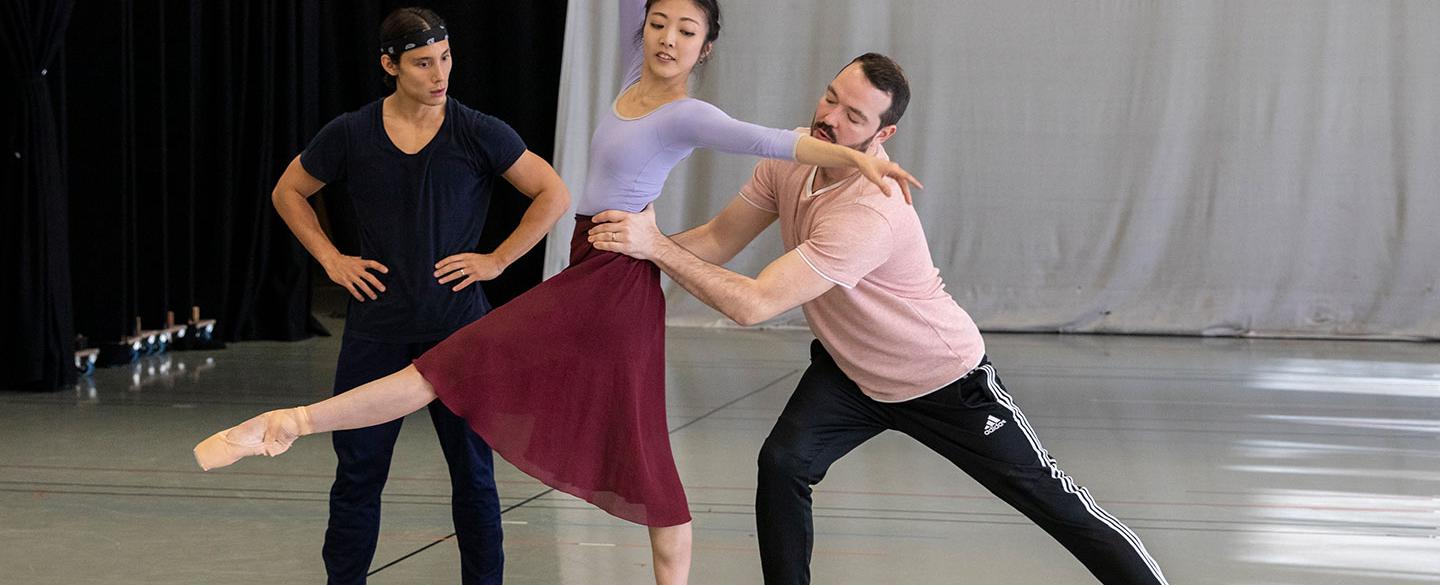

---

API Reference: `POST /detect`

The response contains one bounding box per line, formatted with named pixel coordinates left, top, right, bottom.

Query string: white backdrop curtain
left=546, top=0, right=1440, bottom=340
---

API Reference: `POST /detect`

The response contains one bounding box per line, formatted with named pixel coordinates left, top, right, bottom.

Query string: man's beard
left=812, top=120, right=878, bottom=153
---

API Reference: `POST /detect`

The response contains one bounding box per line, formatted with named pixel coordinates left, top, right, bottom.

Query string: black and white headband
left=381, top=25, right=449, bottom=57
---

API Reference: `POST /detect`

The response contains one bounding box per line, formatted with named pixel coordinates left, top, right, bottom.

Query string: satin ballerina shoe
left=193, top=406, right=314, bottom=471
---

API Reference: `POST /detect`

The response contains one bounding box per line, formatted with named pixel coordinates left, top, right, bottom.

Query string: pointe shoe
left=193, top=407, right=314, bottom=471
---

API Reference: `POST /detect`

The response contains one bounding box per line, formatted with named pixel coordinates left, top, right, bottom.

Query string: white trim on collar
left=804, top=166, right=848, bottom=199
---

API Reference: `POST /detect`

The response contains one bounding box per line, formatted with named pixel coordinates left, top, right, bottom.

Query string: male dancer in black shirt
left=269, top=8, right=568, bottom=585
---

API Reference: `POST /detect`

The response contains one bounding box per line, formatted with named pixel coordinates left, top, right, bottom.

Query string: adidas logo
left=983, top=415, right=1007, bottom=436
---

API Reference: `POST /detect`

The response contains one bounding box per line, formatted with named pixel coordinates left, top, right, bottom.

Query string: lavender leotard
left=574, top=0, right=802, bottom=215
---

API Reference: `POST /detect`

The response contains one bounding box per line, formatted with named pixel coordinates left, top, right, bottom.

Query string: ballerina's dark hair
left=634, top=0, right=722, bottom=61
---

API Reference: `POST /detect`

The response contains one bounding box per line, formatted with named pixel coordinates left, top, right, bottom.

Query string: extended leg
left=193, top=365, right=436, bottom=470
left=895, top=362, right=1169, bottom=585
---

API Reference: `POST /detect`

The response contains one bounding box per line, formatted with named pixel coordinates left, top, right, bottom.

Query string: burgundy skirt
left=413, top=216, right=689, bottom=527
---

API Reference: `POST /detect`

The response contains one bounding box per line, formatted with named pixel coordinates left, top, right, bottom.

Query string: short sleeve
left=737, top=160, right=781, bottom=213
left=794, top=204, right=894, bottom=289
left=464, top=111, right=527, bottom=175
left=299, top=114, right=351, bottom=184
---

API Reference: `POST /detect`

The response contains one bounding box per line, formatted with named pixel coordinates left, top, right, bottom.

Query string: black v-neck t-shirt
left=300, top=97, right=526, bottom=343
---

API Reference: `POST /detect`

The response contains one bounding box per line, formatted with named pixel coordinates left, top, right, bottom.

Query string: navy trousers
left=323, top=335, right=503, bottom=585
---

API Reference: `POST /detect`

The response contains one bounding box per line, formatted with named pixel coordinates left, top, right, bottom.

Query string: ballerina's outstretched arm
left=663, top=101, right=925, bottom=202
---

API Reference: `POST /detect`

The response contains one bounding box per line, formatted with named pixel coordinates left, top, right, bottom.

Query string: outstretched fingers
left=885, top=163, right=923, bottom=204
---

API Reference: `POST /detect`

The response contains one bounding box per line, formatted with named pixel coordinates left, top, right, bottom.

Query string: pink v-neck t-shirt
left=738, top=138, right=985, bottom=402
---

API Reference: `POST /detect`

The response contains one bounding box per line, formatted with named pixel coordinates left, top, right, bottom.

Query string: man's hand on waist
left=320, top=254, right=389, bottom=302
left=435, top=253, right=507, bottom=292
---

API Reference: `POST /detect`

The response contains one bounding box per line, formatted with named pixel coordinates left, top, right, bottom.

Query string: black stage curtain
left=1, top=0, right=78, bottom=391
left=44, top=1, right=566, bottom=377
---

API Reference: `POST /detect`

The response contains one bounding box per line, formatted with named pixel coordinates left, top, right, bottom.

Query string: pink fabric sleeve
left=795, top=204, right=894, bottom=288
left=737, top=160, right=781, bottom=213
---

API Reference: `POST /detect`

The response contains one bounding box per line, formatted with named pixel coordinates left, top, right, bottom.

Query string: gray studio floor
left=3, top=320, right=1438, bottom=584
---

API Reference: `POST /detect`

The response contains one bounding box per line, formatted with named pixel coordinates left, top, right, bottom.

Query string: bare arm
left=794, top=135, right=923, bottom=203
left=588, top=206, right=832, bottom=326
left=272, top=155, right=338, bottom=263
left=668, top=195, right=777, bottom=265
left=653, top=242, right=832, bottom=326
left=495, top=150, right=571, bottom=264
left=272, top=156, right=390, bottom=301
left=434, top=150, right=571, bottom=290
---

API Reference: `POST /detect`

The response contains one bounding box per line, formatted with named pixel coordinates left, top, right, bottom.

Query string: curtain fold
left=4, top=1, right=567, bottom=391
left=550, top=0, right=1440, bottom=340
left=2, top=0, right=78, bottom=390
left=50, top=0, right=567, bottom=362
left=62, top=1, right=324, bottom=347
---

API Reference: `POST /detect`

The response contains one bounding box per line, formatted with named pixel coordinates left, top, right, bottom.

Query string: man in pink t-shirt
left=590, top=54, right=1168, bottom=585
